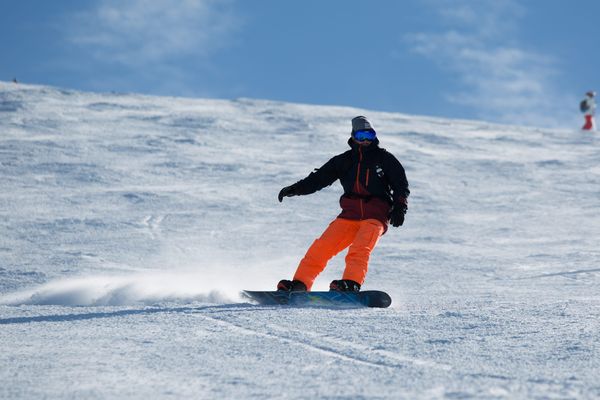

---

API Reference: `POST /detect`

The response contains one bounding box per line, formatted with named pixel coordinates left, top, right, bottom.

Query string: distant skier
left=276, top=116, right=410, bottom=292
left=580, top=91, right=596, bottom=131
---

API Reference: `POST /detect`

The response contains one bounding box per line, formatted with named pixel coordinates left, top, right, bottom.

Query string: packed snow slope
left=1, top=81, right=599, bottom=399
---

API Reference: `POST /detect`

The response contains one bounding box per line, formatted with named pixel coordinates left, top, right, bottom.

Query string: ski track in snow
left=196, top=311, right=453, bottom=372
left=1, top=81, right=600, bottom=398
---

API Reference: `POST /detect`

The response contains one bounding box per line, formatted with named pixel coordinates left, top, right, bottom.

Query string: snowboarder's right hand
left=278, top=184, right=299, bottom=202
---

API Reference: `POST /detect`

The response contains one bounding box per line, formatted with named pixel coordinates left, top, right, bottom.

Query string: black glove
left=278, top=183, right=299, bottom=202
left=389, top=203, right=407, bottom=227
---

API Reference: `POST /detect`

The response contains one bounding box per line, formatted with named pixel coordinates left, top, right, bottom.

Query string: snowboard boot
left=277, top=279, right=307, bottom=292
left=329, top=279, right=361, bottom=292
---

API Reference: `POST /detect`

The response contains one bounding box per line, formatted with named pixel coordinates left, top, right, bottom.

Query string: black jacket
left=293, top=137, right=409, bottom=230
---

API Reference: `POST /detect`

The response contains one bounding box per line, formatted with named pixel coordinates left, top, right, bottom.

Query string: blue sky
left=1, top=0, right=598, bottom=127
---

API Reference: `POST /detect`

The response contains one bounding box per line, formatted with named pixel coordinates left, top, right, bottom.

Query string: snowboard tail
left=242, top=290, right=391, bottom=308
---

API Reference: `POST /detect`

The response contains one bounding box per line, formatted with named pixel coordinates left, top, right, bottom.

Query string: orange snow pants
left=293, top=218, right=384, bottom=290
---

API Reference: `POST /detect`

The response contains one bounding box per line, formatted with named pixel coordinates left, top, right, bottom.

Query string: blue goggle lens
left=354, top=130, right=376, bottom=141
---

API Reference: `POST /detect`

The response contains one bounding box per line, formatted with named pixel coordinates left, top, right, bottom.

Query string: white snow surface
left=1, top=81, right=599, bottom=399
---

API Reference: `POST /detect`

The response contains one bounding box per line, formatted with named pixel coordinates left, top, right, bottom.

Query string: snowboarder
left=580, top=91, right=596, bottom=131
left=277, top=116, right=410, bottom=292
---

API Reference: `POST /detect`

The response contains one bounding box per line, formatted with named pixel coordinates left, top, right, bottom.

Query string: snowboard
left=242, top=290, right=392, bottom=308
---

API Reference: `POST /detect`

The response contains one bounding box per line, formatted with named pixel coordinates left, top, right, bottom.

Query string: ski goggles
left=353, top=130, right=376, bottom=142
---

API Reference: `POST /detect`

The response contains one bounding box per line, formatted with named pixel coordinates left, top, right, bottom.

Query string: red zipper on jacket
left=354, top=147, right=362, bottom=192
left=355, top=147, right=365, bottom=219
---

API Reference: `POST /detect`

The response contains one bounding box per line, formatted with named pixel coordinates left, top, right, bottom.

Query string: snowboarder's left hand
left=389, top=204, right=407, bottom=227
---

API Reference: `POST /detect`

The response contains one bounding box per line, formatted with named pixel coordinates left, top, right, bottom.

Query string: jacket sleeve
left=294, top=155, right=341, bottom=196
left=383, top=152, right=410, bottom=206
